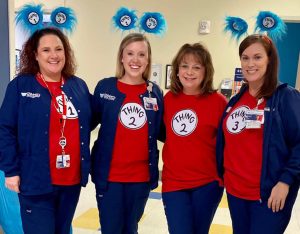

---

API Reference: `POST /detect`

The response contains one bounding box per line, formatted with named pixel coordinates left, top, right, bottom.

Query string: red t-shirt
left=37, top=76, right=81, bottom=185
left=223, top=90, right=266, bottom=200
left=162, top=91, right=227, bottom=192
left=108, top=81, right=149, bottom=182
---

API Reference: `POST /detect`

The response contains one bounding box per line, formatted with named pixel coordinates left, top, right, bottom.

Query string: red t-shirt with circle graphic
left=162, top=91, right=227, bottom=192
left=37, top=76, right=81, bottom=185
left=223, top=90, right=266, bottom=200
left=108, top=81, right=149, bottom=182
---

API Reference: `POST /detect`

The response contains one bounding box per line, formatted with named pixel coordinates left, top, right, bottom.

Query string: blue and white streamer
left=112, top=7, right=138, bottom=31
left=224, top=16, right=248, bottom=41
left=15, top=3, right=44, bottom=35
left=255, top=11, right=286, bottom=41
left=50, top=7, right=77, bottom=34
left=139, top=12, right=167, bottom=36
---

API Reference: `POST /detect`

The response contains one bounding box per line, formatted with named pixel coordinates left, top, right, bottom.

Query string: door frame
left=295, top=52, right=300, bottom=91
left=281, top=16, right=300, bottom=88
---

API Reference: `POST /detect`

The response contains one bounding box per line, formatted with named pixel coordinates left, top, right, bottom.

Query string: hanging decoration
left=255, top=11, right=287, bottom=41
left=224, top=16, right=248, bottom=41
left=50, top=7, right=77, bottom=34
left=139, top=12, right=167, bottom=36
left=15, top=3, right=44, bottom=35
left=112, top=7, right=138, bottom=31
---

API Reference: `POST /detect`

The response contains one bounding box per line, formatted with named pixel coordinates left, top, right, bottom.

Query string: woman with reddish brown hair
left=161, top=42, right=227, bottom=234
left=217, top=34, right=300, bottom=234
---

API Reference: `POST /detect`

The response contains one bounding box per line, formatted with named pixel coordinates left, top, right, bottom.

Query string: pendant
left=59, top=136, right=67, bottom=148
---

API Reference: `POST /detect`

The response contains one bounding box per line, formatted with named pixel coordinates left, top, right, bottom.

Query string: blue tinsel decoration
left=224, top=16, right=248, bottom=41
left=50, top=7, right=77, bottom=34
left=15, top=3, right=44, bottom=35
left=112, top=7, right=138, bottom=31
left=139, top=12, right=167, bottom=36
left=255, top=11, right=287, bottom=41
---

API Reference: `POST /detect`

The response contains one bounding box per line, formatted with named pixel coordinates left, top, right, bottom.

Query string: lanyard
left=255, top=97, right=264, bottom=110
left=38, top=73, right=68, bottom=154
left=146, top=82, right=153, bottom=98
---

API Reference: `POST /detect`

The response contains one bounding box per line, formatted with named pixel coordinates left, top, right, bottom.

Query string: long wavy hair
left=18, top=27, right=76, bottom=78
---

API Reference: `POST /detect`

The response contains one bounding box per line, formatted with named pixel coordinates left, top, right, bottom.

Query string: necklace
left=38, top=73, right=68, bottom=154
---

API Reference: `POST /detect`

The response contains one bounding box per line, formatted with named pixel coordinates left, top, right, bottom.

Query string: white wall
left=14, top=0, right=300, bottom=92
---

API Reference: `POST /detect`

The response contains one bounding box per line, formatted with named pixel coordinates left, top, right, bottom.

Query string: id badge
left=143, top=97, right=158, bottom=111
left=56, top=154, right=70, bottom=168
left=245, top=109, right=264, bottom=129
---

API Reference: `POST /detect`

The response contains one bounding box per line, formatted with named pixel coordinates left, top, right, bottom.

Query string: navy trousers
left=162, top=181, right=224, bottom=234
left=18, top=184, right=81, bottom=234
left=96, top=182, right=151, bottom=234
left=227, top=187, right=299, bottom=234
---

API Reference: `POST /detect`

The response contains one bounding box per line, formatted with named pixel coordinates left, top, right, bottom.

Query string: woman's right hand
left=5, top=176, right=20, bottom=193
left=267, top=181, right=289, bottom=212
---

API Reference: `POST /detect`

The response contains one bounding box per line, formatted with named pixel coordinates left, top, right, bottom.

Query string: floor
left=72, top=180, right=300, bottom=234
left=71, top=131, right=300, bottom=234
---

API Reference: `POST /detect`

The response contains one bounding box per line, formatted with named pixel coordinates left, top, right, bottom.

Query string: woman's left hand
left=267, top=182, right=289, bottom=212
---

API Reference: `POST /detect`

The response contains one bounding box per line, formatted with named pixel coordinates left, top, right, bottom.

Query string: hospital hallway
left=72, top=179, right=300, bottom=234
left=70, top=131, right=300, bottom=234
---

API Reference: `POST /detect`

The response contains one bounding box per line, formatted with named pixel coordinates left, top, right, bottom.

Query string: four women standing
left=1, top=28, right=300, bottom=234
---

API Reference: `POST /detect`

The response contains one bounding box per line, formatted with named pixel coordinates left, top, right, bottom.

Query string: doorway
left=274, top=21, right=300, bottom=88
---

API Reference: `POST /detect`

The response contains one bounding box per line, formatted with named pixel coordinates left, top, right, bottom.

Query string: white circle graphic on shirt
left=226, top=105, right=249, bottom=134
left=172, top=109, right=198, bottom=136
left=55, top=94, right=78, bottom=119
left=119, top=103, right=147, bottom=130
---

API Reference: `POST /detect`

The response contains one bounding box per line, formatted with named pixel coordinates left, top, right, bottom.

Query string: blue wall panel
left=276, top=22, right=300, bottom=87
left=0, top=0, right=10, bottom=106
